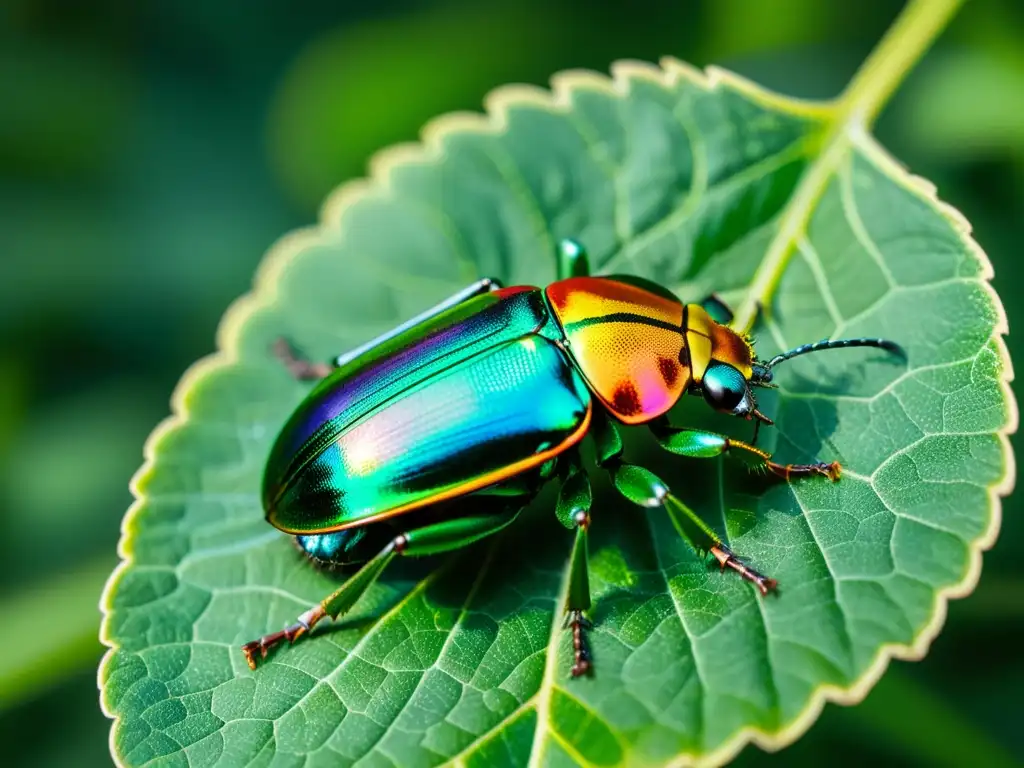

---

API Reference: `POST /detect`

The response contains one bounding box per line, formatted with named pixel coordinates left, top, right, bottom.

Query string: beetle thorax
left=545, top=276, right=688, bottom=424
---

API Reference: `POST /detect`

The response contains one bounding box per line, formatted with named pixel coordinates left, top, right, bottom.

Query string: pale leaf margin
left=98, top=57, right=1017, bottom=767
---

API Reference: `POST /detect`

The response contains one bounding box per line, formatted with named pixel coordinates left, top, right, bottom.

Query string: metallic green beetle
left=242, top=239, right=904, bottom=676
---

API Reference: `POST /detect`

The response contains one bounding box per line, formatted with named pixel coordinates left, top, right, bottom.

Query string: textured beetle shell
left=263, top=287, right=592, bottom=534
left=546, top=276, right=688, bottom=424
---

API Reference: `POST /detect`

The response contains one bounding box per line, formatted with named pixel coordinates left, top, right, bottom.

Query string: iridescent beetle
left=242, top=239, right=903, bottom=676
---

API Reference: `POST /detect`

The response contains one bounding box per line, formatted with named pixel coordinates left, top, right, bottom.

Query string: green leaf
left=100, top=2, right=1014, bottom=765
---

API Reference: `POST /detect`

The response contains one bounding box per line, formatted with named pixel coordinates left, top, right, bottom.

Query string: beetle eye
left=702, top=363, right=747, bottom=412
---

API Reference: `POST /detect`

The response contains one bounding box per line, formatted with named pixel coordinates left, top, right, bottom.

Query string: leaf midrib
left=519, top=1, right=969, bottom=763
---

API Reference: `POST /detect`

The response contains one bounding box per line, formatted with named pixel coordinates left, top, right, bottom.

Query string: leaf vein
left=641, top=510, right=707, bottom=750
left=602, top=136, right=811, bottom=273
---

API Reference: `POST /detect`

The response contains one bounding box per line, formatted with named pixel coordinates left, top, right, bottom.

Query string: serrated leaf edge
left=96, top=57, right=1017, bottom=768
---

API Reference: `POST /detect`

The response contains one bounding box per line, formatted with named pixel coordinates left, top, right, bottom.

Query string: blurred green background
left=2, top=1, right=1021, bottom=765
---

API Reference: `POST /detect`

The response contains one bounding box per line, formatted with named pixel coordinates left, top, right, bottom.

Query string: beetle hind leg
left=272, top=277, right=505, bottom=381
left=242, top=503, right=523, bottom=670
left=241, top=604, right=325, bottom=670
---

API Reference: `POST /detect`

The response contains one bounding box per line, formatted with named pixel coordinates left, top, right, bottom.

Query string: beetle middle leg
left=554, top=452, right=595, bottom=677
left=588, top=410, right=778, bottom=595
left=241, top=502, right=523, bottom=669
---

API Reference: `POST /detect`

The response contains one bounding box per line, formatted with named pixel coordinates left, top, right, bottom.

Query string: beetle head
left=692, top=320, right=905, bottom=433
left=697, top=358, right=775, bottom=427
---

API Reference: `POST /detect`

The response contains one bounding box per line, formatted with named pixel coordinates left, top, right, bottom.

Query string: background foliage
left=2, top=1, right=1022, bottom=765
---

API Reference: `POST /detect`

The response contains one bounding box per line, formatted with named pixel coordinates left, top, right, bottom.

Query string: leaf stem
left=732, top=0, right=964, bottom=332
left=838, top=0, right=965, bottom=128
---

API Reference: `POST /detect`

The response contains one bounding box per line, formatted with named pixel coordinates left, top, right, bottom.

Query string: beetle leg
left=241, top=504, right=522, bottom=670
left=272, top=338, right=334, bottom=380
left=271, top=278, right=505, bottom=380
left=556, top=455, right=594, bottom=677
left=241, top=537, right=397, bottom=669
left=697, top=293, right=734, bottom=325
left=589, top=409, right=776, bottom=595
left=650, top=421, right=841, bottom=481
left=601, top=453, right=779, bottom=596
left=556, top=238, right=590, bottom=280
left=662, top=495, right=777, bottom=596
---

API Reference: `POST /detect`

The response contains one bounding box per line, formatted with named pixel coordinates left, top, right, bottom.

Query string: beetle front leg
left=650, top=421, right=841, bottom=481
left=241, top=505, right=522, bottom=669
left=556, top=455, right=594, bottom=677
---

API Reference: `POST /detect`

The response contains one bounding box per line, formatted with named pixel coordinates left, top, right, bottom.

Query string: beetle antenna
left=766, top=337, right=905, bottom=369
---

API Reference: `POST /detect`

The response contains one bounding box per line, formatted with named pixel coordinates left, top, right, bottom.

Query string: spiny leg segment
left=242, top=504, right=522, bottom=669
left=556, top=452, right=594, bottom=677
left=589, top=410, right=781, bottom=596
left=649, top=418, right=841, bottom=482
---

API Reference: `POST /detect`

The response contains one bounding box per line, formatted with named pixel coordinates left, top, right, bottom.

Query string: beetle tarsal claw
left=710, top=544, right=778, bottom=596
left=241, top=610, right=322, bottom=670
left=822, top=461, right=842, bottom=481
left=241, top=643, right=260, bottom=670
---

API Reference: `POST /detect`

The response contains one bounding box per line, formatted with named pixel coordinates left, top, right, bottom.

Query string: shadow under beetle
left=242, top=239, right=904, bottom=677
